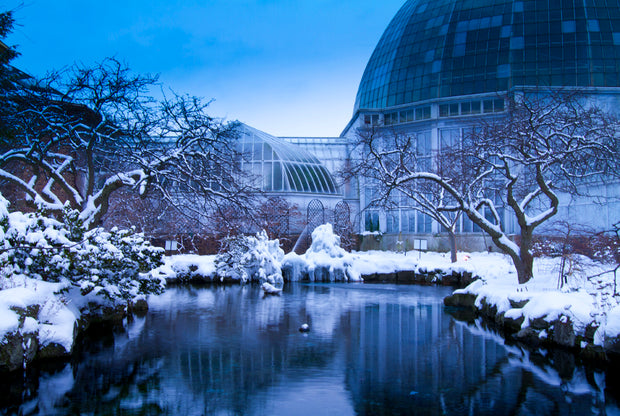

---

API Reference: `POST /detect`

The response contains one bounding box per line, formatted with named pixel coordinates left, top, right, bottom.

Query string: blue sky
left=4, top=0, right=404, bottom=137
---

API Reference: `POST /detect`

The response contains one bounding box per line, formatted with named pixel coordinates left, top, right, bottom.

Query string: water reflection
left=1, top=284, right=618, bottom=415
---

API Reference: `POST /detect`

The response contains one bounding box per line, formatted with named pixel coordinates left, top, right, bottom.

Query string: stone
left=37, top=342, right=70, bottom=360
left=443, top=293, right=477, bottom=310
left=529, top=317, right=551, bottom=330
left=502, top=314, right=525, bottom=333
left=509, top=299, right=529, bottom=309
left=514, top=327, right=543, bottom=347
left=396, top=270, right=416, bottom=282
left=0, top=332, right=25, bottom=372
left=549, top=316, right=576, bottom=348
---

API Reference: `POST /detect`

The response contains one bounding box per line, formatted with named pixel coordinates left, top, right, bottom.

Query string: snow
left=0, top=196, right=164, bottom=364
left=0, top=279, right=78, bottom=353
left=455, top=255, right=619, bottom=347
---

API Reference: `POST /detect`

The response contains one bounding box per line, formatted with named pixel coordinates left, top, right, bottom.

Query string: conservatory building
left=331, top=0, right=620, bottom=250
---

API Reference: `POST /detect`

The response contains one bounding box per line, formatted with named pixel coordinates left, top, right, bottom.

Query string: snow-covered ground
left=454, top=255, right=619, bottom=350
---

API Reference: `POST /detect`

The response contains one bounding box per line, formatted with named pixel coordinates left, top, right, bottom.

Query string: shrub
left=214, top=231, right=284, bottom=285
left=0, top=197, right=165, bottom=302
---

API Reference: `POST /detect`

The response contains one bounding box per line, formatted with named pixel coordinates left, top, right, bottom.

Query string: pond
left=1, top=283, right=619, bottom=415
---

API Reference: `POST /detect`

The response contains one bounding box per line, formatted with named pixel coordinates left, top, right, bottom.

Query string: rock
left=261, top=282, right=282, bottom=295
left=502, top=314, right=525, bottom=333
left=549, top=316, right=576, bottom=348
left=602, top=334, right=620, bottom=354
left=443, top=293, right=477, bottom=310
left=0, top=332, right=25, bottom=372
left=509, top=299, right=529, bottom=309
left=514, top=327, right=543, bottom=347
left=460, top=272, right=476, bottom=287
left=584, top=323, right=599, bottom=343
left=37, top=342, right=71, bottom=360
left=132, top=298, right=149, bottom=313
left=396, top=270, right=416, bottom=282
left=479, top=298, right=498, bottom=320
left=529, top=317, right=551, bottom=330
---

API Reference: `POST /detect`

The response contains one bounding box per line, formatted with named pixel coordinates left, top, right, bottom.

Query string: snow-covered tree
left=0, top=56, right=257, bottom=230
left=352, top=92, right=620, bottom=284
left=350, top=127, right=463, bottom=262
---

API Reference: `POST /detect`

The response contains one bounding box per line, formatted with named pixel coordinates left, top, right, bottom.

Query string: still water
left=2, top=283, right=619, bottom=415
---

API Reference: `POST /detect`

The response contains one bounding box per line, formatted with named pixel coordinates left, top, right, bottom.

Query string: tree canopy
left=0, top=13, right=258, bottom=231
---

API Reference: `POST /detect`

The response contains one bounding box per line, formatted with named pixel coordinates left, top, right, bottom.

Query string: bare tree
left=0, top=58, right=258, bottom=230
left=351, top=92, right=619, bottom=284
left=350, top=127, right=463, bottom=262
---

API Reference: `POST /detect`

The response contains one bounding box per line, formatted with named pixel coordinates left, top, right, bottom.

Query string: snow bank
left=153, top=254, right=217, bottom=283
left=282, top=224, right=506, bottom=283
left=452, top=255, right=620, bottom=352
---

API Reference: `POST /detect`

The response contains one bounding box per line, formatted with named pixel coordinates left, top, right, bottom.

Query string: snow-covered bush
left=215, top=231, right=284, bottom=286
left=0, top=198, right=165, bottom=301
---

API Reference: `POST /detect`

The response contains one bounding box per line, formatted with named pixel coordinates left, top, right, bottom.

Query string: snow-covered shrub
left=215, top=231, right=284, bottom=285
left=0, top=199, right=165, bottom=301
left=307, top=223, right=347, bottom=258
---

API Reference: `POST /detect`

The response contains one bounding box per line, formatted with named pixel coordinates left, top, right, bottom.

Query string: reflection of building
left=262, top=0, right=620, bottom=250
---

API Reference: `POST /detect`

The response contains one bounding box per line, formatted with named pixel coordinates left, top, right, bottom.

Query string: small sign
left=413, top=239, right=427, bottom=251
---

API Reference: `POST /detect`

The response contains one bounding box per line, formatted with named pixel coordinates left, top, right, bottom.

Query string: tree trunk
left=514, top=230, right=534, bottom=284
left=448, top=231, right=457, bottom=263
left=513, top=253, right=534, bottom=284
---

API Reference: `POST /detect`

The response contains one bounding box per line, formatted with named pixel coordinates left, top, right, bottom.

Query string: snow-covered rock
left=446, top=255, right=620, bottom=355
left=261, top=282, right=282, bottom=295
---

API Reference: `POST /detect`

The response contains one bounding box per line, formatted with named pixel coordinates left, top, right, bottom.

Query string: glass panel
left=292, top=165, right=311, bottom=192
left=365, top=211, right=380, bottom=232
left=273, top=162, right=283, bottom=191
left=285, top=164, right=302, bottom=192
left=417, top=211, right=432, bottom=233
left=387, top=211, right=400, bottom=233
left=262, top=162, right=272, bottom=191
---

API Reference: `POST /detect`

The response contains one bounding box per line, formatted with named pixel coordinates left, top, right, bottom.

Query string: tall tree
left=352, top=92, right=620, bottom=283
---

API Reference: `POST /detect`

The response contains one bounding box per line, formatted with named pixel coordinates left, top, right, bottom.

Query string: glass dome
left=238, top=124, right=339, bottom=195
left=355, top=0, right=620, bottom=111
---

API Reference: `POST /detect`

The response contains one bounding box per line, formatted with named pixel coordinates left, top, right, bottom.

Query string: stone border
left=443, top=292, right=618, bottom=363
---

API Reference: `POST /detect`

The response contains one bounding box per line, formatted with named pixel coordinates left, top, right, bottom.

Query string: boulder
left=443, top=293, right=477, bottom=310
left=549, top=316, right=576, bottom=348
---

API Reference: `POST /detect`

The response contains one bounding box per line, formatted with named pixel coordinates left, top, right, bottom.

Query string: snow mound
left=283, top=224, right=358, bottom=282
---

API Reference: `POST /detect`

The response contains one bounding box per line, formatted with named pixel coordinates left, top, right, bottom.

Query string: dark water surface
left=2, top=283, right=619, bottom=415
